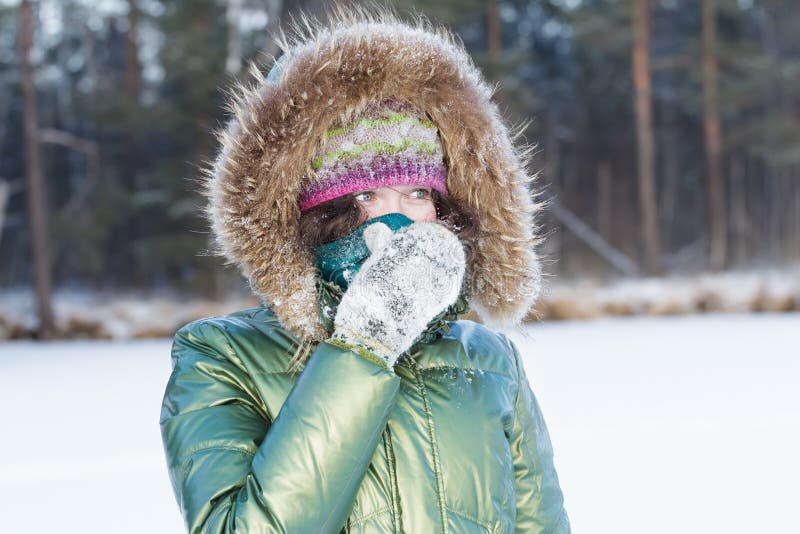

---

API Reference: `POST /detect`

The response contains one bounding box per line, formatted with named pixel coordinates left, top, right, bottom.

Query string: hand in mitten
left=331, top=221, right=466, bottom=368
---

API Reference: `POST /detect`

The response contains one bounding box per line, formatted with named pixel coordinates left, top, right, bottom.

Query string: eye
left=355, top=191, right=374, bottom=202
left=408, top=188, right=431, bottom=200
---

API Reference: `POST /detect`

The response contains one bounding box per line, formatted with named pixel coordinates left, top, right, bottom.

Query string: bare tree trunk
left=124, top=0, right=144, bottom=266
left=751, top=3, right=785, bottom=264
left=756, top=160, right=769, bottom=261
left=702, top=0, right=727, bottom=271
left=20, top=0, right=55, bottom=338
left=486, top=0, right=501, bottom=54
left=794, top=166, right=800, bottom=261
left=729, top=154, right=749, bottom=266
left=660, top=97, right=679, bottom=253
left=769, top=171, right=787, bottom=262
left=632, top=0, right=662, bottom=275
left=597, top=160, right=613, bottom=241
left=126, top=0, right=142, bottom=101
left=0, top=180, right=9, bottom=248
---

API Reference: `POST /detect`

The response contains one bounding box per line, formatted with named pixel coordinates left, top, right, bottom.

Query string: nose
left=384, top=191, right=404, bottom=215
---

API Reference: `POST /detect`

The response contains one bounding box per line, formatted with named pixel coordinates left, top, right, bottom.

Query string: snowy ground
left=505, top=313, right=799, bottom=533
left=2, top=268, right=798, bottom=339
left=1, top=313, right=797, bottom=533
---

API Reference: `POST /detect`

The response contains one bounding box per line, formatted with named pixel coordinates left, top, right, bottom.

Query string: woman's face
left=354, top=185, right=437, bottom=223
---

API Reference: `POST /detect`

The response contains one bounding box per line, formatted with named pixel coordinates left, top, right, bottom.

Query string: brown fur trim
left=205, top=6, right=542, bottom=347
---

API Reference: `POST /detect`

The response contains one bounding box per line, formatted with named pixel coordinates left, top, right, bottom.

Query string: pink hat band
left=299, top=160, right=447, bottom=211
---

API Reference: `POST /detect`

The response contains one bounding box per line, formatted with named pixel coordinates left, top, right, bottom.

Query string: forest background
left=2, top=0, right=798, bottom=339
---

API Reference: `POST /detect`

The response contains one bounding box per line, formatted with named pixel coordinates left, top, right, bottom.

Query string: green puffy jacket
left=160, top=306, right=569, bottom=533
left=163, top=8, right=571, bottom=532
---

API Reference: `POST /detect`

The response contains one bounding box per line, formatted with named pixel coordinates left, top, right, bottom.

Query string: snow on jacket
left=160, top=8, right=569, bottom=533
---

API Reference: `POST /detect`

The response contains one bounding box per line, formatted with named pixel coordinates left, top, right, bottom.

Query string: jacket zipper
left=406, top=357, right=449, bottom=534
left=383, top=425, right=402, bottom=534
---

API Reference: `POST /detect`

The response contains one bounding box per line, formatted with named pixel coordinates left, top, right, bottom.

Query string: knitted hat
left=299, top=99, right=448, bottom=211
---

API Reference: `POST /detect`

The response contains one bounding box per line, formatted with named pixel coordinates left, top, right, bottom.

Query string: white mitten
left=331, top=221, right=466, bottom=367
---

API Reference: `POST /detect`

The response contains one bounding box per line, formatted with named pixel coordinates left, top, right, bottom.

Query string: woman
left=160, top=9, right=570, bottom=533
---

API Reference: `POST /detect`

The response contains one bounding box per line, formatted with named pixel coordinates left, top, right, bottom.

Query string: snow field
left=0, top=312, right=797, bottom=533
left=0, top=339, right=185, bottom=533
left=504, top=313, right=800, bottom=533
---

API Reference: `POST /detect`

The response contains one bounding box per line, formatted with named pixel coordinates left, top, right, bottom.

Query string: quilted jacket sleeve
left=505, top=336, right=571, bottom=533
left=159, top=319, right=401, bottom=534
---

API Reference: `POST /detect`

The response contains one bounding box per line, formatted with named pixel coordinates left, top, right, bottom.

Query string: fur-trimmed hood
left=206, top=8, right=543, bottom=343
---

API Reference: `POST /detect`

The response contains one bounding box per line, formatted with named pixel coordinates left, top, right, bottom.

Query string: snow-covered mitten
left=331, top=221, right=466, bottom=368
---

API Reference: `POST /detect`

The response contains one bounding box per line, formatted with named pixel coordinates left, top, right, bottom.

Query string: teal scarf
left=314, top=212, right=415, bottom=290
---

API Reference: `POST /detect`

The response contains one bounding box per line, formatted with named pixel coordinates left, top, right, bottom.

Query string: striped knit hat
left=299, top=99, right=448, bottom=211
